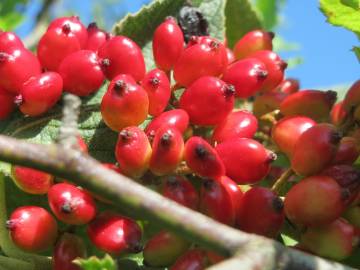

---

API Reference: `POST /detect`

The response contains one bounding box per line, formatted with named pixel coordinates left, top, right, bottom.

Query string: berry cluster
left=3, top=13, right=360, bottom=269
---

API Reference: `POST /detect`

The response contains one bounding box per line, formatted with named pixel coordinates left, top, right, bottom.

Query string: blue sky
left=15, top=0, right=359, bottom=89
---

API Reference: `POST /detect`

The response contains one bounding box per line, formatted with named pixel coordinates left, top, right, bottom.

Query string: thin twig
left=271, top=168, right=294, bottom=194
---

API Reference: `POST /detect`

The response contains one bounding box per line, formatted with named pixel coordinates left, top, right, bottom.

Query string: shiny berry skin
left=252, top=91, right=287, bottom=117
left=143, top=231, right=190, bottom=267
left=7, top=206, right=57, bottom=252
left=173, top=36, right=227, bottom=87
left=48, top=183, right=97, bottom=225
left=0, top=49, right=41, bottom=94
left=300, top=219, right=357, bottom=260
left=219, top=176, right=243, bottom=213
left=0, top=87, right=15, bottom=119
left=291, top=124, right=341, bottom=176
left=200, top=179, right=235, bottom=225
left=142, top=69, right=171, bottom=116
left=271, top=116, right=316, bottom=157
left=85, top=22, right=110, bottom=52
left=145, top=109, right=189, bottom=139
left=53, top=233, right=87, bottom=270
left=37, top=27, right=81, bottom=71
left=98, top=36, right=145, bottom=81
left=333, top=137, right=360, bottom=165
left=280, top=90, right=337, bottom=121
left=11, top=165, right=53, bottom=195
left=171, top=249, right=214, bottom=270
left=226, top=48, right=235, bottom=64
left=153, top=17, right=184, bottom=71
left=115, top=126, right=152, bottom=178
left=274, top=78, right=299, bottom=94
left=233, top=30, right=273, bottom=60
left=330, top=101, right=347, bottom=126
left=184, top=136, right=225, bottom=178
left=284, top=175, right=345, bottom=226
left=87, top=212, right=142, bottom=254
left=212, top=110, right=258, bottom=143
left=17, top=72, right=63, bottom=116
left=161, top=175, right=199, bottom=210
left=216, top=138, right=275, bottom=184
left=343, top=79, right=360, bottom=112
left=0, top=31, right=24, bottom=53
left=222, top=58, right=268, bottom=98
left=248, top=50, right=286, bottom=92
left=149, top=126, right=184, bottom=176
left=237, top=187, right=284, bottom=238
left=58, top=50, right=104, bottom=96
left=179, top=76, right=235, bottom=126
left=48, top=16, right=88, bottom=48
left=101, top=74, right=149, bottom=131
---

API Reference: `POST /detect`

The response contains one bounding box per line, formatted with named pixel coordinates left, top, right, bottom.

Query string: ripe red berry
left=142, top=68, right=171, bottom=116
left=216, top=138, right=275, bottom=184
left=161, top=175, right=199, bottom=210
left=85, top=22, right=110, bottom=52
left=48, top=183, right=97, bottom=225
left=218, top=176, right=243, bottom=213
left=11, top=165, right=53, bottom=195
left=332, top=137, right=360, bottom=165
left=0, top=49, right=41, bottom=94
left=173, top=36, right=227, bottom=87
left=170, top=249, right=209, bottom=270
left=17, top=72, right=63, bottom=116
left=212, top=110, right=258, bottom=143
left=143, top=231, right=190, bottom=267
left=149, top=126, right=184, bottom=176
left=98, top=36, right=145, bottom=81
left=330, top=101, right=347, bottom=126
left=273, top=78, right=299, bottom=94
left=237, top=187, right=284, bottom=238
left=101, top=74, right=149, bottom=131
left=222, top=58, right=268, bottom=98
left=0, top=87, right=15, bottom=119
left=184, top=136, right=225, bottom=178
left=280, top=90, right=337, bottom=121
left=115, top=126, right=152, bottom=178
left=252, top=91, right=287, bottom=117
left=53, top=233, right=87, bottom=270
left=248, top=50, right=286, bottom=92
left=284, top=175, right=345, bottom=226
left=7, top=206, right=58, bottom=252
left=271, top=116, right=316, bottom=157
left=153, top=17, right=184, bottom=71
left=0, top=31, right=24, bottom=53
left=226, top=48, right=235, bottom=64
left=87, top=212, right=142, bottom=254
left=77, top=135, right=88, bottom=153
left=291, top=123, right=341, bottom=176
left=233, top=30, right=274, bottom=60
left=179, top=76, right=235, bottom=126
left=343, top=79, right=360, bottom=113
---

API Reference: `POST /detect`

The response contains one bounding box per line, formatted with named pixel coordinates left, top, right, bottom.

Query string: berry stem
left=259, top=109, right=280, bottom=126
left=271, top=168, right=294, bottom=194
left=0, top=255, right=33, bottom=270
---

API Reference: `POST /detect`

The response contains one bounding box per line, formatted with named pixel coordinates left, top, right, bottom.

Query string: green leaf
left=225, top=0, right=263, bottom=48
left=281, top=234, right=298, bottom=246
left=320, top=0, right=360, bottom=35
left=197, top=0, right=226, bottom=41
left=254, top=0, right=278, bottom=29
left=353, top=46, right=360, bottom=62
left=75, top=254, right=117, bottom=270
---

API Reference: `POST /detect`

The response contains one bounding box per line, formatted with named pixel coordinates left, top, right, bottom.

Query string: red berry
left=48, top=183, right=97, bottom=225
left=101, top=74, right=149, bottom=131
left=11, top=165, right=53, bottom=195
left=161, top=175, right=199, bottom=210
left=0, top=49, right=41, bottom=94
left=143, top=231, right=190, bottom=267
left=17, top=71, right=63, bottom=116
left=237, top=187, right=284, bottom=238
left=37, top=27, right=81, bottom=71
left=291, top=123, right=341, bottom=176
left=280, top=90, right=337, bottom=121
left=85, top=22, right=110, bottom=52
left=184, top=136, right=225, bottom=178
left=53, top=233, right=86, bottom=270
left=343, top=79, right=360, bottom=112
left=271, top=116, right=316, bottom=157
left=77, top=135, right=88, bottom=153
left=248, top=50, right=286, bottom=92
left=153, top=17, right=184, bottom=71
left=273, top=78, right=299, bottom=94
left=0, top=87, right=15, bottom=119
left=48, top=16, right=88, bottom=48
left=331, top=101, right=347, bottom=126
left=170, top=249, right=209, bottom=270
left=149, top=126, right=184, bottom=176
left=252, top=91, right=287, bottom=117
left=222, top=58, right=268, bottom=98
left=233, top=30, right=273, bottom=60
left=226, top=48, right=235, bottom=64
left=179, top=76, right=235, bottom=126
left=284, top=175, right=345, bottom=226
left=174, top=36, right=227, bottom=87
left=142, top=69, right=171, bottom=116
left=218, top=176, right=243, bottom=214
left=0, top=31, right=24, bottom=53
left=98, top=36, right=145, bottom=81
left=7, top=206, right=57, bottom=252
left=115, top=126, right=152, bottom=178
left=87, top=212, right=142, bottom=254
left=212, top=110, right=258, bottom=143
left=332, top=137, right=360, bottom=165
left=216, top=138, right=275, bottom=184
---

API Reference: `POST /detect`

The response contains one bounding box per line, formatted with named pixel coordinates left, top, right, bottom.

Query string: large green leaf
left=225, top=0, right=263, bottom=48
left=254, top=0, right=278, bottom=29
left=197, top=0, right=226, bottom=41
